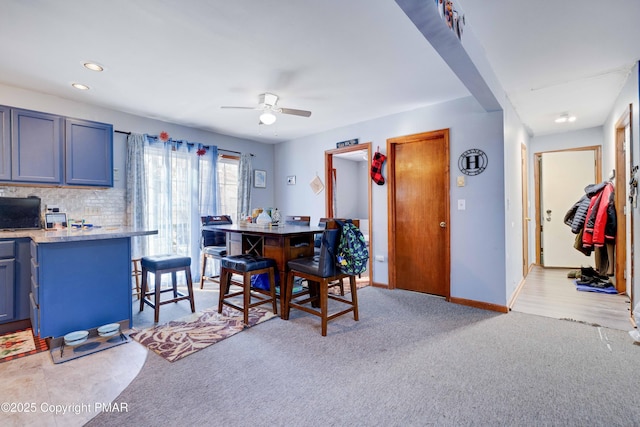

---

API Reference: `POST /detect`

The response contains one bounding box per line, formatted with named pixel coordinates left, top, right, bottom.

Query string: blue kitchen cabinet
left=0, top=106, right=10, bottom=180
left=10, top=108, right=63, bottom=184
left=32, top=237, right=131, bottom=339
left=0, top=239, right=31, bottom=327
left=65, top=118, right=113, bottom=186
left=0, top=259, right=15, bottom=323
left=0, top=241, right=16, bottom=323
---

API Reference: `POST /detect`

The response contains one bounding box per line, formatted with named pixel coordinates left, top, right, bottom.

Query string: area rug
left=0, top=329, right=48, bottom=363
left=129, top=306, right=276, bottom=362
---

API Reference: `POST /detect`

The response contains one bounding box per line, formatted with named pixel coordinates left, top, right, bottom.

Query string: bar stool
left=200, top=246, right=227, bottom=289
left=218, top=254, right=278, bottom=326
left=132, top=258, right=142, bottom=300
left=140, top=254, right=195, bottom=323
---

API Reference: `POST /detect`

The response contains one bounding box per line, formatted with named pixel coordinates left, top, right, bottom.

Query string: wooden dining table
left=203, top=223, right=325, bottom=317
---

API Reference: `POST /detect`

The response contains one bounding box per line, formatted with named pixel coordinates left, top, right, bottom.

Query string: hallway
left=511, top=265, right=633, bottom=331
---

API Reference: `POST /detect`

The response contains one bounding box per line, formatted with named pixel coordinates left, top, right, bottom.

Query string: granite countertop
left=0, top=226, right=157, bottom=243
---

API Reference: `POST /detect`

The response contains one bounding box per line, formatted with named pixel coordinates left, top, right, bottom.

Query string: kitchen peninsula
left=0, top=227, right=156, bottom=340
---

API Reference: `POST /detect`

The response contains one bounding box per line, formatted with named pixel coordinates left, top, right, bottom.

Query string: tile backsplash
left=0, top=186, right=126, bottom=227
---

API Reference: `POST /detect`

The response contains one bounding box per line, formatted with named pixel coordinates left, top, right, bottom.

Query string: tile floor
left=1, top=284, right=220, bottom=427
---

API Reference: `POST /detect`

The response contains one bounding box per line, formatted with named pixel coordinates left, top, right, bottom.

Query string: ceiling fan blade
left=220, top=106, right=258, bottom=110
left=279, top=107, right=312, bottom=117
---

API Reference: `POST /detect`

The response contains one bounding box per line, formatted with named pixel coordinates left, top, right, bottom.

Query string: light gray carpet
left=88, top=287, right=640, bottom=426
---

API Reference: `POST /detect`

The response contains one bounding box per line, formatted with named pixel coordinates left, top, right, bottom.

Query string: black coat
left=564, top=182, right=607, bottom=234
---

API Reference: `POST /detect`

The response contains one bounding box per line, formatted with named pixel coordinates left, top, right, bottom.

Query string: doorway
left=325, top=143, right=372, bottom=284
left=387, top=129, right=450, bottom=297
left=534, top=146, right=601, bottom=267
left=614, top=105, right=633, bottom=308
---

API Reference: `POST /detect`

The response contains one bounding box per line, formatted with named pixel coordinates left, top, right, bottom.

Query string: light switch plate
left=457, top=199, right=466, bottom=210
left=457, top=176, right=465, bottom=187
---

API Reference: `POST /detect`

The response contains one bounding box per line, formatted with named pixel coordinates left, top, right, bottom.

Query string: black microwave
left=0, top=196, right=41, bottom=230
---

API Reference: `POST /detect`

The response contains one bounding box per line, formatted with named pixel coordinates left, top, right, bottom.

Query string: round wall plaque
left=458, top=149, right=488, bottom=176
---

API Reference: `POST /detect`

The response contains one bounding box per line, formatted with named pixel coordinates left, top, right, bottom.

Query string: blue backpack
left=335, top=220, right=369, bottom=275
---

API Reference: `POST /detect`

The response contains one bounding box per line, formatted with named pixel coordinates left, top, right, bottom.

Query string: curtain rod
left=115, top=130, right=254, bottom=156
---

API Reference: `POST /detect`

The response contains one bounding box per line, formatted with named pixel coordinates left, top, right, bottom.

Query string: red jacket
left=583, top=182, right=615, bottom=247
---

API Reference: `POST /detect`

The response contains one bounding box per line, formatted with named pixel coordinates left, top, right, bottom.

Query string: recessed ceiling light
left=72, top=83, right=90, bottom=90
left=554, top=114, right=576, bottom=124
left=83, top=62, right=104, bottom=72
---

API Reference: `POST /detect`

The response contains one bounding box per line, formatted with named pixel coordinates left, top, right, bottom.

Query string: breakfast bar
left=0, top=227, right=156, bottom=340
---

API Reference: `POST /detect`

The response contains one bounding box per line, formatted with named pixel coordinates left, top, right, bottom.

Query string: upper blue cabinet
left=0, top=106, right=113, bottom=187
left=0, top=106, right=9, bottom=181
left=11, top=108, right=63, bottom=184
left=65, top=119, right=113, bottom=187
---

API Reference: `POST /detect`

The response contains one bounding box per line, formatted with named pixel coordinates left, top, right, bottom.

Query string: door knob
left=439, top=222, right=446, bottom=228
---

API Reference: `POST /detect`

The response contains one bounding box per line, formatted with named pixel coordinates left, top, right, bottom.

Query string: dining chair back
left=200, top=215, right=233, bottom=289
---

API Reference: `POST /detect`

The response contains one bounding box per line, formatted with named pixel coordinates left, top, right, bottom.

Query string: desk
left=203, top=223, right=324, bottom=316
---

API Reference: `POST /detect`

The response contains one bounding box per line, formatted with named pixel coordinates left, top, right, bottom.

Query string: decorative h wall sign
left=458, top=149, right=488, bottom=176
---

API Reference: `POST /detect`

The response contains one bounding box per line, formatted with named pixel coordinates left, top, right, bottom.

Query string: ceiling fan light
left=554, top=116, right=567, bottom=123
left=259, top=111, right=277, bottom=125
left=568, top=116, right=576, bottom=122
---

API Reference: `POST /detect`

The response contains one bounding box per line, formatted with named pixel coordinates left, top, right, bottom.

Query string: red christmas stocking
left=370, top=151, right=387, bottom=185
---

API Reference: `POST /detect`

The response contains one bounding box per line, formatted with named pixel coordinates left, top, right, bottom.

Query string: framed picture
left=287, top=175, right=296, bottom=185
left=254, top=169, right=266, bottom=188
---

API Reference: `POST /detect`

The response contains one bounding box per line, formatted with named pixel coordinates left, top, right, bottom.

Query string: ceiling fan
left=221, top=93, right=312, bottom=125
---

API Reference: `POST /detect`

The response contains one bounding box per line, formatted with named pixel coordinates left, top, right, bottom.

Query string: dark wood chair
left=200, top=215, right=233, bottom=289
left=286, top=228, right=358, bottom=336
left=314, top=218, right=361, bottom=296
left=219, top=254, right=278, bottom=325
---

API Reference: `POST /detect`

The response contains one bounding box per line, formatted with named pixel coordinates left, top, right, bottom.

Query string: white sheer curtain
left=237, top=153, right=252, bottom=221
left=126, top=134, right=218, bottom=282
left=199, top=144, right=218, bottom=216
left=126, top=133, right=147, bottom=259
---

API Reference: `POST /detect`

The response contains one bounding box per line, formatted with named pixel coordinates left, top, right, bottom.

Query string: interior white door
left=541, top=150, right=596, bottom=268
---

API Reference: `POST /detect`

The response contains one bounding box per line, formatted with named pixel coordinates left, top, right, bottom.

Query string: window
left=217, top=155, right=239, bottom=221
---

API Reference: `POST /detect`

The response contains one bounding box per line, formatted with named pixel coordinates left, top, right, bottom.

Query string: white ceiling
left=458, top=0, right=640, bottom=136
left=0, top=1, right=638, bottom=144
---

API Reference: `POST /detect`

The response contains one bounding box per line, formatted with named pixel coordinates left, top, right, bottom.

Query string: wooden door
left=540, top=150, right=595, bottom=267
left=388, top=129, right=449, bottom=297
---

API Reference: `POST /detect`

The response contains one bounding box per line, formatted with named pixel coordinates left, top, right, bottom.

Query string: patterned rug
left=129, top=306, right=276, bottom=362
left=0, top=329, right=48, bottom=363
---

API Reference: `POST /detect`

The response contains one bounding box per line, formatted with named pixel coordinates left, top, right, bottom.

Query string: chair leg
left=218, top=268, right=229, bottom=314
left=154, top=271, right=162, bottom=323
left=269, top=267, right=277, bottom=315
left=320, top=278, right=329, bottom=337
left=350, top=275, right=359, bottom=321
left=185, top=267, right=195, bottom=313
left=243, top=272, right=251, bottom=326
left=132, top=259, right=142, bottom=300
left=200, top=252, right=207, bottom=289
left=171, top=271, right=178, bottom=298
left=285, top=270, right=295, bottom=320
left=339, top=278, right=345, bottom=296
left=140, top=267, right=148, bottom=312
